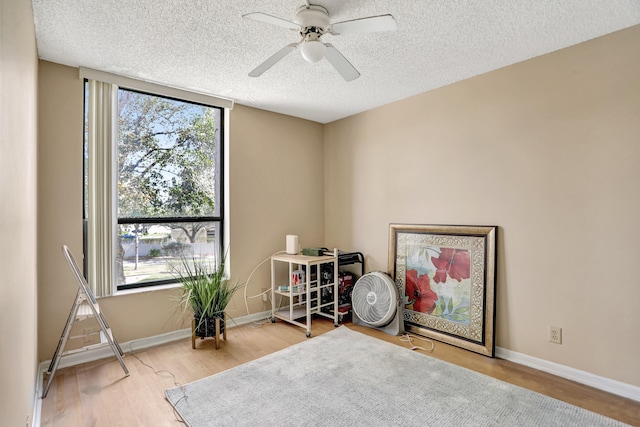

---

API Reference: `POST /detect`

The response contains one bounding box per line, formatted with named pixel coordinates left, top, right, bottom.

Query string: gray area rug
left=166, top=326, right=626, bottom=426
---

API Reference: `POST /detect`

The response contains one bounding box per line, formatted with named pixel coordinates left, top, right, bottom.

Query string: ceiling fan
left=243, top=2, right=398, bottom=82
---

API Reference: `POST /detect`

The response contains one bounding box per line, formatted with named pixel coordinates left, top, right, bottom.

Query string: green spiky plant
left=171, top=250, right=240, bottom=336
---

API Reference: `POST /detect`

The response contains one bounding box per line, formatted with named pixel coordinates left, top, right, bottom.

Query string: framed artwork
left=389, top=224, right=497, bottom=357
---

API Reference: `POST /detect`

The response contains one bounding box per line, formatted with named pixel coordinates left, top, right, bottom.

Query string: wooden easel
left=42, top=245, right=129, bottom=398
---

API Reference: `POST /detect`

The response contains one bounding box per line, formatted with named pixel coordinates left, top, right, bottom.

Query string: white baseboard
left=37, top=310, right=271, bottom=373
left=32, top=315, right=637, bottom=427
left=32, top=376, right=41, bottom=427
left=33, top=310, right=271, bottom=426
left=496, top=346, right=640, bottom=402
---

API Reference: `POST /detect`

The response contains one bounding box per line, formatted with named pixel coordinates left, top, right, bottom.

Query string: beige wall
left=31, top=13, right=639, bottom=406
left=0, top=0, right=39, bottom=425
left=324, top=26, right=640, bottom=386
left=226, top=104, right=325, bottom=316
left=36, top=63, right=325, bottom=359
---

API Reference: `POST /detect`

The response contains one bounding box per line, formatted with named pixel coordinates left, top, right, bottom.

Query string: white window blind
left=85, top=79, right=117, bottom=297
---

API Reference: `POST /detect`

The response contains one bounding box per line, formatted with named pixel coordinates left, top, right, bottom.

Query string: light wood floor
left=41, top=317, right=640, bottom=426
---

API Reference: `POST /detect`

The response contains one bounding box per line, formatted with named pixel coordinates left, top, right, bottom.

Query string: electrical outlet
left=549, top=326, right=562, bottom=344
left=262, top=289, right=269, bottom=302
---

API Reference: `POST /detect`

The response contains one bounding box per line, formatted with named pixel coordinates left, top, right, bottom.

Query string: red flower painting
left=431, top=248, right=470, bottom=283
left=405, top=269, right=438, bottom=314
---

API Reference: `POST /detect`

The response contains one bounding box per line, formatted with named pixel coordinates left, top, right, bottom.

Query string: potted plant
left=171, top=251, right=240, bottom=348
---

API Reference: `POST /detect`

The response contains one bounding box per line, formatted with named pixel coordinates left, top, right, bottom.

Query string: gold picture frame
left=389, top=224, right=497, bottom=357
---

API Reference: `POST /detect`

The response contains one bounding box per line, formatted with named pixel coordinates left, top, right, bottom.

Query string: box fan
left=351, top=272, right=404, bottom=336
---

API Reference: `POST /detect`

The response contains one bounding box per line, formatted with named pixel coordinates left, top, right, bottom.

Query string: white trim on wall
left=496, top=347, right=640, bottom=402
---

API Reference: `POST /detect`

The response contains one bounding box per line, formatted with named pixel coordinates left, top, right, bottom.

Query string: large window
left=83, top=74, right=228, bottom=294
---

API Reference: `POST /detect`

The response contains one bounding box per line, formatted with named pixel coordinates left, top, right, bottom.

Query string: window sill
left=113, top=281, right=182, bottom=296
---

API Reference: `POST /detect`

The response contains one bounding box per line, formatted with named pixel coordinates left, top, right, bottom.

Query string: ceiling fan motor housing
left=294, top=5, right=330, bottom=32
left=295, top=5, right=330, bottom=63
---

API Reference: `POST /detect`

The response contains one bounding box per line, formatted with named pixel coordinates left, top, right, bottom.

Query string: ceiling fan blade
left=248, top=44, right=297, bottom=77
left=330, top=14, right=397, bottom=35
left=242, top=12, right=299, bottom=31
left=324, top=44, right=360, bottom=82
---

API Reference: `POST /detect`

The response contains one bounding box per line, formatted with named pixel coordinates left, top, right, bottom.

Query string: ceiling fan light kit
left=243, top=3, right=397, bottom=81
left=300, top=40, right=325, bottom=63
left=300, top=34, right=326, bottom=63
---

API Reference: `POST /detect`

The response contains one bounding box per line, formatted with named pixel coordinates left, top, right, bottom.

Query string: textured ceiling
left=32, top=0, right=639, bottom=123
